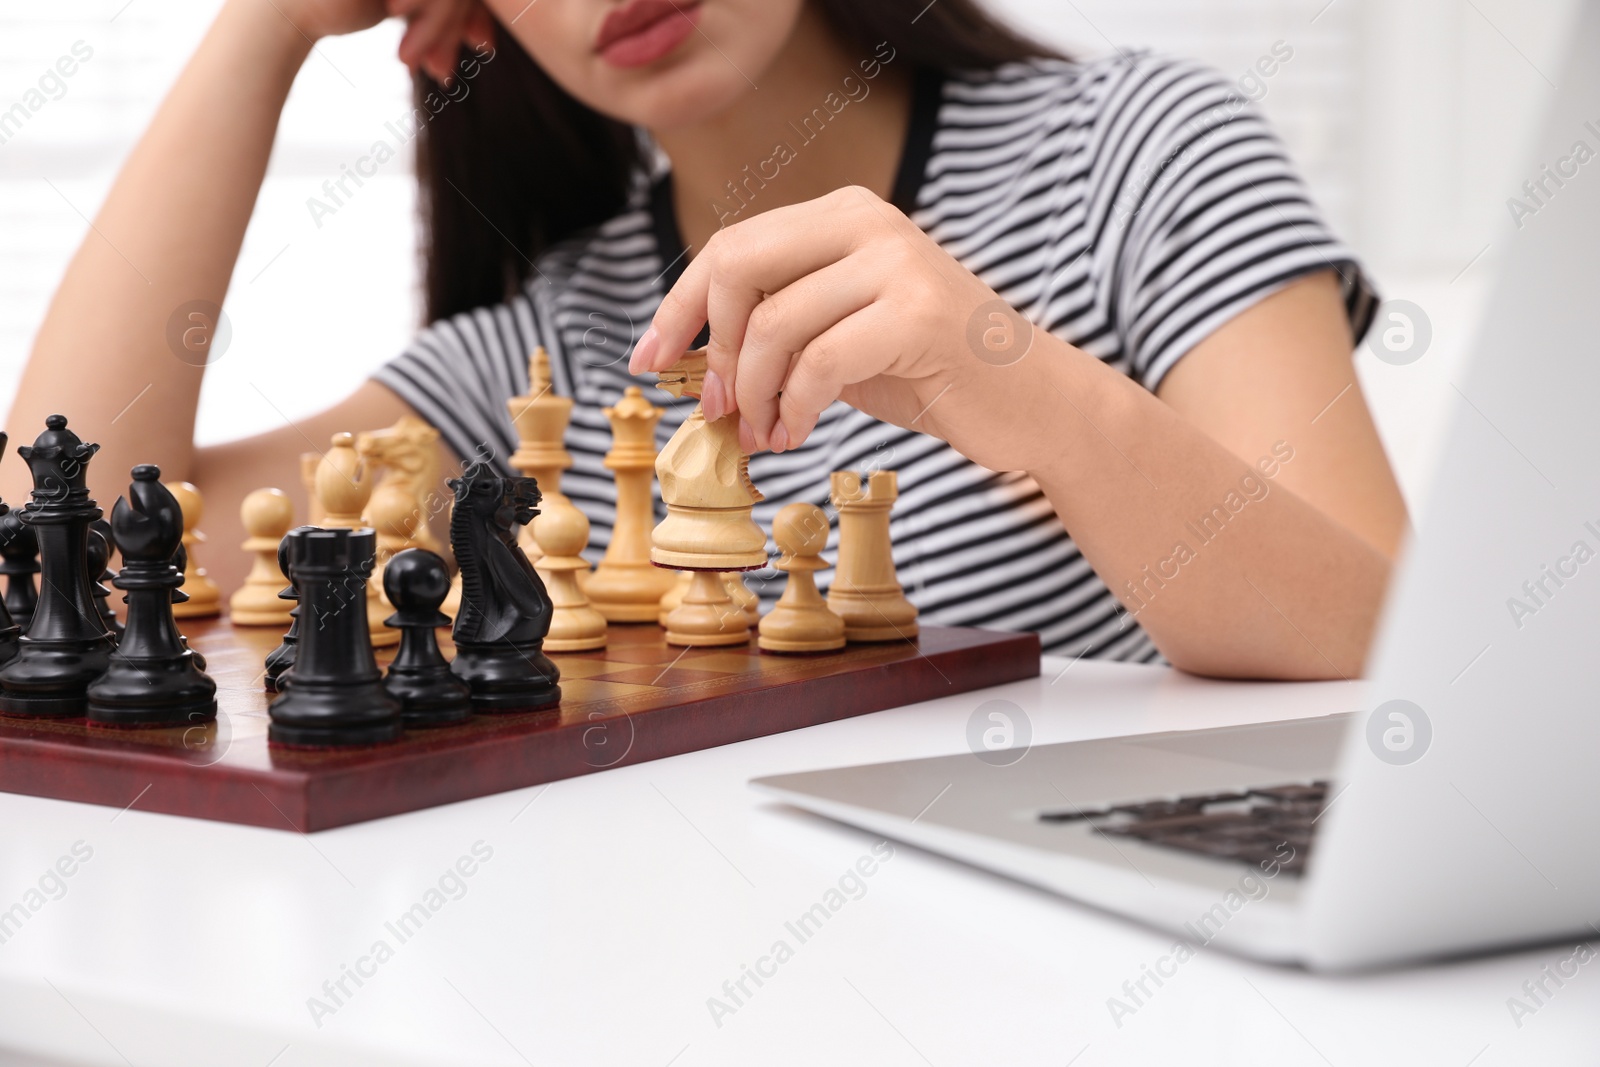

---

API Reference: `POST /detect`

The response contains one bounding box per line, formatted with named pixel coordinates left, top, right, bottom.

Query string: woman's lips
left=596, top=0, right=700, bottom=69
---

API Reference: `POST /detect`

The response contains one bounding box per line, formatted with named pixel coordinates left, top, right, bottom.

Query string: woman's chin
left=581, top=57, right=760, bottom=131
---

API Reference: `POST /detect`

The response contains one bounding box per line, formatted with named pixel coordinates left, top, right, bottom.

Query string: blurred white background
left=0, top=0, right=1583, bottom=506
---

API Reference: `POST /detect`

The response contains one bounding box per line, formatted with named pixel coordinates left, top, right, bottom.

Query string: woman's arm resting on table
left=640, top=188, right=1406, bottom=680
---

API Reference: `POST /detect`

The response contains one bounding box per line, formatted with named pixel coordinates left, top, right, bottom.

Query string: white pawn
left=534, top=504, right=607, bottom=652
left=759, top=503, right=845, bottom=653
left=657, top=570, right=691, bottom=627
left=724, top=572, right=760, bottom=625
left=663, top=570, right=751, bottom=647
left=229, top=488, right=294, bottom=626
left=166, top=480, right=222, bottom=619
left=315, top=432, right=398, bottom=648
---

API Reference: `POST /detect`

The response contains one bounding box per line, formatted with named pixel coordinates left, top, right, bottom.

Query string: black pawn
left=267, top=527, right=402, bottom=747
left=86, top=466, right=217, bottom=726
left=0, top=417, right=116, bottom=717
left=0, top=502, right=39, bottom=631
left=263, top=526, right=312, bottom=692
left=382, top=548, right=471, bottom=727
left=87, top=521, right=124, bottom=638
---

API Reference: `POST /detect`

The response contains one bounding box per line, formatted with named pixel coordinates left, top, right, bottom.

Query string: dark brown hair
left=415, top=0, right=1056, bottom=322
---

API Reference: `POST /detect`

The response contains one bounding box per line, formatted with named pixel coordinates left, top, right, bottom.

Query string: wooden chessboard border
left=0, top=620, right=1040, bottom=832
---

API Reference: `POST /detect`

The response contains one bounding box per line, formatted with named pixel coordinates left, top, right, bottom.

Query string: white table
left=0, top=659, right=1594, bottom=1066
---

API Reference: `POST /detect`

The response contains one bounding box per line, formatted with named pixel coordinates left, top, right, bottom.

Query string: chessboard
left=0, top=618, right=1039, bottom=832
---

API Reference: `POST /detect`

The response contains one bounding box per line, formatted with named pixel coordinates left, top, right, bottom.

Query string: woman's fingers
left=638, top=192, right=868, bottom=382
left=421, top=5, right=468, bottom=80
left=636, top=188, right=933, bottom=452
left=696, top=257, right=767, bottom=424
left=462, top=3, right=495, bottom=49
left=776, top=301, right=900, bottom=449
left=397, top=0, right=476, bottom=78
left=731, top=257, right=879, bottom=449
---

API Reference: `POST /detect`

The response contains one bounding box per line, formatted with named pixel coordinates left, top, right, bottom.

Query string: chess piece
left=442, top=573, right=464, bottom=619
left=507, top=347, right=573, bottom=565
left=358, top=414, right=445, bottom=556
left=650, top=349, right=767, bottom=570
left=441, top=494, right=464, bottom=620
left=586, top=387, right=677, bottom=621
left=534, top=505, right=607, bottom=652
left=90, top=518, right=123, bottom=635
left=759, top=504, right=846, bottom=653
left=164, top=481, right=222, bottom=618
left=230, top=489, right=295, bottom=626
left=355, top=417, right=439, bottom=626
left=0, top=506, right=39, bottom=631
left=828, top=471, right=919, bottom=642
left=300, top=452, right=325, bottom=525
left=658, top=570, right=691, bottom=627
left=649, top=349, right=765, bottom=645
left=166, top=543, right=206, bottom=671
left=315, top=432, right=400, bottom=647
left=663, top=569, right=752, bottom=647
left=448, top=461, right=561, bottom=711
left=263, top=527, right=313, bottom=692
left=0, top=590, right=16, bottom=668
left=724, top=572, right=760, bottom=625
left=268, top=527, right=403, bottom=746
left=86, top=466, right=218, bottom=726
left=0, top=418, right=117, bottom=717
left=87, top=521, right=123, bottom=637
left=0, top=501, right=19, bottom=667
left=381, top=548, right=471, bottom=727
left=364, top=486, right=421, bottom=616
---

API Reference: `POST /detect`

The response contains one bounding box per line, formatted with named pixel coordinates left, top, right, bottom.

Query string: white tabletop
left=0, top=658, right=1594, bottom=1067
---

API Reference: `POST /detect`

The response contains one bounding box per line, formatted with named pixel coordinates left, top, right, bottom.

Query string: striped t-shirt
left=377, top=53, right=1377, bottom=662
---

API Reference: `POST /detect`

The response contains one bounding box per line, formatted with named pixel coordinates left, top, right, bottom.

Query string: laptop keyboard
left=1037, top=782, right=1331, bottom=876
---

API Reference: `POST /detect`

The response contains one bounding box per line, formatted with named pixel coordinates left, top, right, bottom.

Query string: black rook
left=267, top=527, right=402, bottom=747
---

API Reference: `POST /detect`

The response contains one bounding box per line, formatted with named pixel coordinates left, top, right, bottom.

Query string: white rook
left=827, top=470, right=918, bottom=643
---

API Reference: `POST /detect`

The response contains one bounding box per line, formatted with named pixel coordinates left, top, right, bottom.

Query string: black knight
left=448, top=462, right=560, bottom=711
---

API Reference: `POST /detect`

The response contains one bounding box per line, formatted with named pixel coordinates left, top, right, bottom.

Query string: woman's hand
left=632, top=186, right=1043, bottom=472
left=388, top=0, right=495, bottom=83
left=269, top=0, right=494, bottom=84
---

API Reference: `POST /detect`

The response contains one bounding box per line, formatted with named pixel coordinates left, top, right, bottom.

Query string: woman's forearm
left=1006, top=340, right=1391, bottom=679
left=4, top=0, right=312, bottom=503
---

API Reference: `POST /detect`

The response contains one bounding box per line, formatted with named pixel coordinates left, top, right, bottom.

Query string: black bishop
left=86, top=466, right=217, bottom=726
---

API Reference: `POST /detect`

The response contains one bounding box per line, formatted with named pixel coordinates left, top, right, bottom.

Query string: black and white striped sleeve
left=372, top=291, right=552, bottom=473
left=1099, top=57, right=1378, bottom=390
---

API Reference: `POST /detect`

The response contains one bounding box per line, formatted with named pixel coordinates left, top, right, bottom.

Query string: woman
left=4, top=0, right=1407, bottom=678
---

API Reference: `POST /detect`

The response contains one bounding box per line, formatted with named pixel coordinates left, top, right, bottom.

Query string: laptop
left=752, top=4, right=1600, bottom=971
